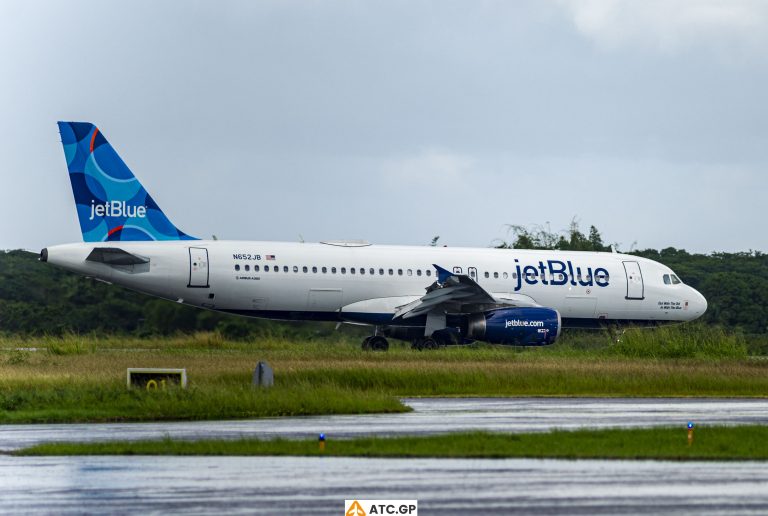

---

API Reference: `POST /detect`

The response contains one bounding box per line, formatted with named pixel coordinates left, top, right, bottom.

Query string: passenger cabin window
left=417, top=270, right=422, bottom=276
left=503, top=272, right=508, bottom=279
left=312, top=266, right=317, bottom=273
left=341, top=267, right=346, bottom=274
left=234, top=264, right=240, bottom=271
left=388, top=269, right=394, bottom=275
left=360, top=268, right=365, bottom=275
left=351, top=268, right=356, bottom=274
left=264, top=265, right=269, bottom=272
left=407, top=269, right=412, bottom=276
left=398, top=269, right=403, bottom=276
left=284, top=266, right=289, bottom=273
left=293, top=266, right=298, bottom=273
left=332, top=267, right=337, bottom=274
left=254, top=265, right=260, bottom=272
left=484, top=272, right=490, bottom=278
left=493, top=272, right=499, bottom=279
left=379, top=268, right=384, bottom=275
left=303, top=266, right=308, bottom=273
left=245, top=265, right=250, bottom=271
left=322, top=266, right=327, bottom=273
left=370, top=268, right=375, bottom=275
left=426, top=270, right=432, bottom=277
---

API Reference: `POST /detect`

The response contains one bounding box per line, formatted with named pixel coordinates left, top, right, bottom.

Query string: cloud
left=558, top=0, right=768, bottom=55
left=380, top=148, right=476, bottom=187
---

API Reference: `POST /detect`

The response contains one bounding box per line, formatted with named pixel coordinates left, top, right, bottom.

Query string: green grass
left=0, top=326, right=766, bottom=424
left=15, top=425, right=768, bottom=460
left=0, top=383, right=407, bottom=424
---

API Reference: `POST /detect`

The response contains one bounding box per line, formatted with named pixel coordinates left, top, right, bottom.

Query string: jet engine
left=464, top=307, right=561, bottom=346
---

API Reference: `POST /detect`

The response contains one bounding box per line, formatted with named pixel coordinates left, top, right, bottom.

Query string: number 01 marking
left=145, top=379, right=167, bottom=391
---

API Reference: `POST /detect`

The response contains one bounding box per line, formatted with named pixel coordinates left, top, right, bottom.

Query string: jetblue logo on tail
left=89, top=200, right=147, bottom=220
left=58, top=121, right=197, bottom=242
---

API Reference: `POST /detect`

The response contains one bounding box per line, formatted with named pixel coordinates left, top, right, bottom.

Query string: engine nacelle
left=465, top=307, right=561, bottom=346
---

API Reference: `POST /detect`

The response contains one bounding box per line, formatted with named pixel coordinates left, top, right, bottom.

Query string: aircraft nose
left=689, top=287, right=707, bottom=318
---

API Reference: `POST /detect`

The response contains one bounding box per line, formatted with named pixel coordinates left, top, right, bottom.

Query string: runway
left=2, top=397, right=768, bottom=514
left=2, top=397, right=768, bottom=451
left=3, top=455, right=768, bottom=514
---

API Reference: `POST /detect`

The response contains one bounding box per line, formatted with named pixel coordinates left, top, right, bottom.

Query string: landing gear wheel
left=361, top=336, right=372, bottom=351
left=422, top=337, right=438, bottom=350
left=431, top=329, right=454, bottom=347
left=368, top=335, right=389, bottom=352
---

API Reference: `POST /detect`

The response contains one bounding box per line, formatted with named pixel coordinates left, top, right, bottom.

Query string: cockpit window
left=663, top=274, right=682, bottom=285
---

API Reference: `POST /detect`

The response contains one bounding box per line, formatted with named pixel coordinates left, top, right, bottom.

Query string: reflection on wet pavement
left=2, top=455, right=768, bottom=515
left=2, top=397, right=768, bottom=451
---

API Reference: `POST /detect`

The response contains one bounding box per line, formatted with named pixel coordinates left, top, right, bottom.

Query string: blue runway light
left=319, top=433, right=326, bottom=441
left=687, top=422, right=695, bottom=429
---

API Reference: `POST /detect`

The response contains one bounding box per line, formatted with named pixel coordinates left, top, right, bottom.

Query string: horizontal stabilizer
left=86, top=247, right=149, bottom=266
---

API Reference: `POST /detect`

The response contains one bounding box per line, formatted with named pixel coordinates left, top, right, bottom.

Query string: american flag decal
left=265, top=255, right=276, bottom=260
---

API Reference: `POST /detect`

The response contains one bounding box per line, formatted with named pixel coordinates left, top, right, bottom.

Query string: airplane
left=41, top=122, right=708, bottom=351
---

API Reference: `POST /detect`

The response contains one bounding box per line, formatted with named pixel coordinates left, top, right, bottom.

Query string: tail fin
left=57, top=121, right=197, bottom=242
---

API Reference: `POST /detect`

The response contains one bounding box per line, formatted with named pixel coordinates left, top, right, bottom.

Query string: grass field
left=1, top=325, right=767, bottom=423
left=15, top=425, right=768, bottom=460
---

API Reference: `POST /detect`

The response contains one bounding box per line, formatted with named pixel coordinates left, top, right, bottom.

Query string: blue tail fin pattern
left=57, top=121, right=197, bottom=242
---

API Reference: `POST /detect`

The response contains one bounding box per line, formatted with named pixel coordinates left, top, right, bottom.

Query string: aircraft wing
left=394, top=264, right=539, bottom=320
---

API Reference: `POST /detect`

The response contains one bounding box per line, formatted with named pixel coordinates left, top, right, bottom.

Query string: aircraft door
left=188, top=247, right=209, bottom=288
left=623, top=261, right=644, bottom=300
left=308, top=288, right=343, bottom=311
left=468, top=267, right=478, bottom=281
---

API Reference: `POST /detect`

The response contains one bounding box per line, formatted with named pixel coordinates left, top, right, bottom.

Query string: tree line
left=1, top=224, right=765, bottom=335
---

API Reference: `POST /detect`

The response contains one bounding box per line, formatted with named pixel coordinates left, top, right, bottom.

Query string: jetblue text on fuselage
left=513, top=259, right=609, bottom=291
left=89, top=200, right=147, bottom=220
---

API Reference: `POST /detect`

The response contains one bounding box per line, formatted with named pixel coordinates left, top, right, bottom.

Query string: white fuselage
left=43, top=240, right=707, bottom=328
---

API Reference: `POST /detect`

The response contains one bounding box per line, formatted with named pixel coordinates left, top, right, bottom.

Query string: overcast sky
left=1, top=0, right=767, bottom=253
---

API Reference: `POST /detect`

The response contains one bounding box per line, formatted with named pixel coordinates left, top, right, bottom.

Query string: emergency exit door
left=188, top=247, right=209, bottom=288
left=623, top=260, right=644, bottom=300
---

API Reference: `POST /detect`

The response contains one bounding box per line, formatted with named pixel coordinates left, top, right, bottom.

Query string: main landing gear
left=411, top=329, right=456, bottom=350
left=360, top=327, right=457, bottom=352
left=411, top=336, right=438, bottom=351
left=361, top=335, right=389, bottom=351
